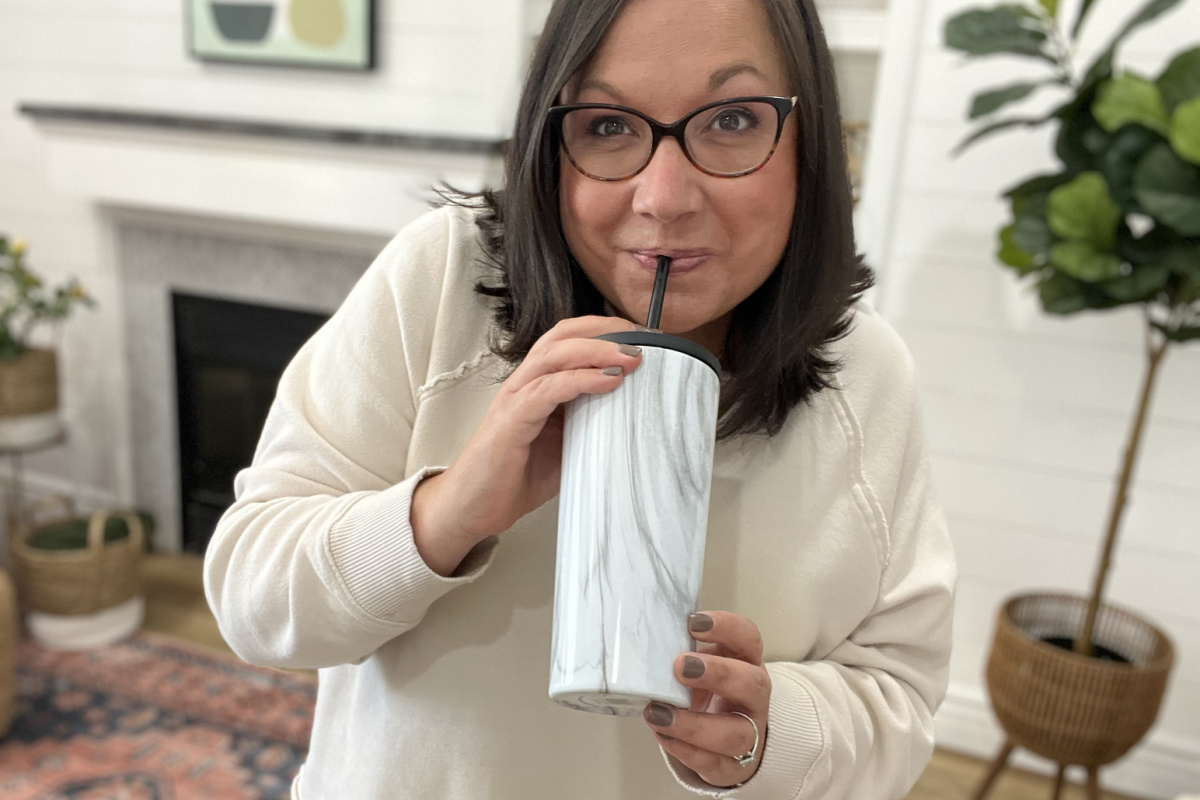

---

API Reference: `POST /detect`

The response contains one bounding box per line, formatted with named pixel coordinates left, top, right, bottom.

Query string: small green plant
left=0, top=236, right=93, bottom=360
left=945, top=0, right=1199, bottom=657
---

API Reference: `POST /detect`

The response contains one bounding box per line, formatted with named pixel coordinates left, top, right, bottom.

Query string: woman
left=204, top=0, right=956, bottom=797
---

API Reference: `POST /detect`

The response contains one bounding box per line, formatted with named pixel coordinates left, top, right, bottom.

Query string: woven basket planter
left=0, top=568, right=16, bottom=738
left=10, top=509, right=145, bottom=617
left=0, top=347, right=58, bottom=418
left=986, top=592, right=1174, bottom=768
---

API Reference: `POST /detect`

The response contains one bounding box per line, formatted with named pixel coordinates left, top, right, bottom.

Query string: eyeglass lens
left=560, top=101, right=780, bottom=179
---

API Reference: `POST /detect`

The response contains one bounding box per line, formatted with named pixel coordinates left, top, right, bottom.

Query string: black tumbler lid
left=596, top=331, right=721, bottom=376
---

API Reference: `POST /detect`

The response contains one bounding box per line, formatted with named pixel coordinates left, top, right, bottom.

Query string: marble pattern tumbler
left=549, top=330, right=720, bottom=715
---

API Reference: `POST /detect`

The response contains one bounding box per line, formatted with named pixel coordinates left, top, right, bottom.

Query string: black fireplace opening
left=173, top=292, right=329, bottom=553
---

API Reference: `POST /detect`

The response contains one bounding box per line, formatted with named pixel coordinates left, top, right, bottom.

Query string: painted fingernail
left=601, top=366, right=623, bottom=376
left=646, top=703, right=674, bottom=727
left=618, top=343, right=642, bottom=357
left=688, top=613, right=713, bottom=633
left=682, top=656, right=705, bottom=679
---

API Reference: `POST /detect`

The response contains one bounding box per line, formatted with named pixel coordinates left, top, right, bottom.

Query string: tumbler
left=549, top=329, right=720, bottom=715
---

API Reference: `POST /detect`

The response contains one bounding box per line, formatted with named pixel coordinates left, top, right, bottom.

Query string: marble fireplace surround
left=117, top=222, right=372, bottom=552
left=26, top=106, right=505, bottom=551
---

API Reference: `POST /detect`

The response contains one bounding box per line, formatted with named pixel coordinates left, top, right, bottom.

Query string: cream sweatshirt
left=204, top=205, right=956, bottom=800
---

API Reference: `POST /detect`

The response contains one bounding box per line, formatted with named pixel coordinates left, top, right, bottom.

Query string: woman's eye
left=589, top=117, right=632, bottom=137
left=711, top=109, right=757, bottom=132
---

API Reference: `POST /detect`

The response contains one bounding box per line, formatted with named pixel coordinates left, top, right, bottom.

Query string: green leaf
left=1056, top=106, right=1110, bottom=171
left=1078, top=0, right=1184, bottom=92
left=1008, top=189, right=1056, bottom=255
left=1049, top=241, right=1124, bottom=280
left=1177, top=280, right=1200, bottom=305
left=1157, top=47, right=1200, bottom=111
left=1169, top=97, right=1200, bottom=165
left=944, top=6, right=1053, bottom=61
left=1133, top=143, right=1200, bottom=235
left=1012, top=185, right=1050, bottom=217
left=1003, top=171, right=1075, bottom=199
left=1154, top=322, right=1200, bottom=341
left=1080, top=49, right=1116, bottom=96
left=1101, top=124, right=1163, bottom=212
left=955, top=114, right=1051, bottom=154
left=1038, top=271, right=1091, bottom=313
left=1099, top=263, right=1171, bottom=300
left=1039, top=0, right=1058, bottom=17
left=1104, top=0, right=1187, bottom=55
left=1117, top=220, right=1187, bottom=264
left=1160, top=243, right=1200, bottom=281
left=1093, top=75, right=1169, bottom=134
left=970, top=80, right=1055, bottom=119
left=998, top=223, right=1039, bottom=271
left=1071, top=0, right=1099, bottom=38
left=1013, top=210, right=1055, bottom=254
left=1048, top=172, right=1122, bottom=248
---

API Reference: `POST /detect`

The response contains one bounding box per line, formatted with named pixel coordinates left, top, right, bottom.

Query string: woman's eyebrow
left=574, top=63, right=768, bottom=107
left=709, top=62, right=767, bottom=91
left=576, top=78, right=628, bottom=103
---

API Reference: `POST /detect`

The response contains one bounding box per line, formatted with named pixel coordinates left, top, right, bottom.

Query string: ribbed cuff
left=326, top=467, right=499, bottom=623
left=664, top=665, right=825, bottom=799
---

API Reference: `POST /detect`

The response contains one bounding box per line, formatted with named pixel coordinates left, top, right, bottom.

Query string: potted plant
left=943, top=0, right=1196, bottom=793
left=0, top=236, right=93, bottom=447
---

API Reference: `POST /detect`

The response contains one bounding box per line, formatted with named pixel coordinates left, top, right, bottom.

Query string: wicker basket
left=0, top=347, right=58, bottom=418
left=0, top=568, right=16, bottom=738
left=9, top=510, right=145, bottom=617
left=986, top=592, right=1174, bottom=767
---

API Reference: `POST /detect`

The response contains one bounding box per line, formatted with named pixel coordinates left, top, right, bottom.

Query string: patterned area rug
left=0, top=631, right=315, bottom=799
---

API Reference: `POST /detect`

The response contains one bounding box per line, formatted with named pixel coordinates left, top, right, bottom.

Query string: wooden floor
left=141, top=553, right=1142, bottom=800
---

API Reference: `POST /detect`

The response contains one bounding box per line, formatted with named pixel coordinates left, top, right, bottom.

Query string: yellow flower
left=10, top=239, right=27, bottom=257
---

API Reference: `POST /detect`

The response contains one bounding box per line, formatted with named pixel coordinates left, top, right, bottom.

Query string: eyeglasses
left=547, top=95, right=798, bottom=181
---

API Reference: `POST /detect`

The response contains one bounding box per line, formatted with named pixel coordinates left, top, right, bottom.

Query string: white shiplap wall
left=0, top=0, right=530, bottom=505
left=862, top=0, right=1200, bottom=796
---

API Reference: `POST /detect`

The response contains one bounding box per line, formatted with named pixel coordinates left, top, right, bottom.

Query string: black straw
left=646, top=255, right=671, bottom=329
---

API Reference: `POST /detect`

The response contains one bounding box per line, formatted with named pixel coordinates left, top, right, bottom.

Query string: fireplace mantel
left=20, top=103, right=506, bottom=239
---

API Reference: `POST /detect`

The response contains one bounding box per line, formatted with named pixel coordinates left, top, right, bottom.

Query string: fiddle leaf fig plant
left=945, top=0, right=1200, bottom=655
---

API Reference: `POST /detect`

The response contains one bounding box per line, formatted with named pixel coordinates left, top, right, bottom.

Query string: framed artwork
left=188, top=0, right=375, bottom=71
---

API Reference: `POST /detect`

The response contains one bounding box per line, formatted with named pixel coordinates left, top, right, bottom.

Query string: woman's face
left=558, top=0, right=798, bottom=351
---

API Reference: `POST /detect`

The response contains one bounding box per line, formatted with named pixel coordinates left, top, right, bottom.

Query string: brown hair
left=461, top=0, right=873, bottom=440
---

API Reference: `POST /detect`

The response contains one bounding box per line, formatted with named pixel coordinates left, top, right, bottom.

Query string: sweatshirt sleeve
left=664, top=311, right=956, bottom=799
left=203, top=210, right=499, bottom=670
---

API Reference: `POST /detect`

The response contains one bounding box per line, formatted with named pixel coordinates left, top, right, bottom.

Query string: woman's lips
left=626, top=250, right=712, bottom=274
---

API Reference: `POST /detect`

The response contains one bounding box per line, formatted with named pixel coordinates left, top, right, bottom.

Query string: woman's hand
left=410, top=315, right=644, bottom=575
left=644, top=611, right=772, bottom=787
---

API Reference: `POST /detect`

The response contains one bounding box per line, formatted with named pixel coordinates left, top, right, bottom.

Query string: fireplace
left=172, top=292, right=329, bottom=552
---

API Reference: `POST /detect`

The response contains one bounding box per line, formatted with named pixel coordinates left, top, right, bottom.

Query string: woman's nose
left=630, top=137, right=704, bottom=223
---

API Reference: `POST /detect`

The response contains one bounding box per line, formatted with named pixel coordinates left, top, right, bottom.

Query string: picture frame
left=188, top=0, right=375, bottom=71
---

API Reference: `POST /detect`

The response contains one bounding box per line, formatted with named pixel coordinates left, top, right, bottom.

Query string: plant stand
left=972, top=740, right=1102, bottom=800
left=973, top=593, right=1174, bottom=800
left=1, top=421, right=70, bottom=568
